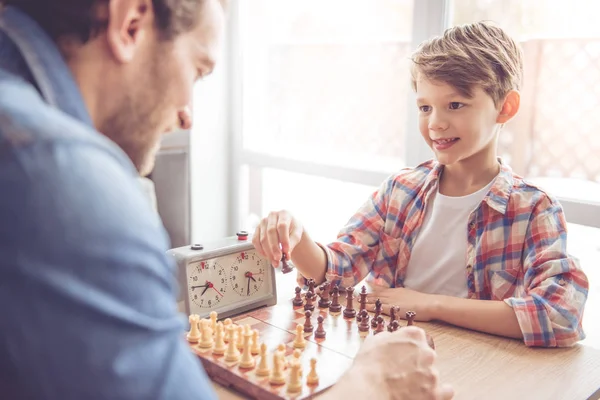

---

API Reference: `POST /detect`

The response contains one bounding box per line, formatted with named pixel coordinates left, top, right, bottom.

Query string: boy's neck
left=438, top=155, right=500, bottom=197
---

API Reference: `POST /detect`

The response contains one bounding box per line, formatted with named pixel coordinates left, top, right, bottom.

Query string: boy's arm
left=501, top=201, right=588, bottom=347
left=430, top=200, right=587, bottom=347
left=301, top=176, right=397, bottom=287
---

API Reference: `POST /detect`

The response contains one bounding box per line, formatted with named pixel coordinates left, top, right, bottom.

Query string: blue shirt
left=0, top=7, right=216, bottom=399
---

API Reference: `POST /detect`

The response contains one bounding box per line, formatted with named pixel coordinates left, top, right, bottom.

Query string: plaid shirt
left=321, top=159, right=589, bottom=347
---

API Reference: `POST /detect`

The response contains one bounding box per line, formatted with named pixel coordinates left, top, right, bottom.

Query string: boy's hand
left=252, top=210, right=304, bottom=268
left=365, top=286, right=439, bottom=321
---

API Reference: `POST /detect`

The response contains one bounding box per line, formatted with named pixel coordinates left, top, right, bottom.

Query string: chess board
left=188, top=285, right=434, bottom=400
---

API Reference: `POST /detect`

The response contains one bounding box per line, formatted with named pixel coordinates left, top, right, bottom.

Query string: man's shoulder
left=0, top=73, right=127, bottom=165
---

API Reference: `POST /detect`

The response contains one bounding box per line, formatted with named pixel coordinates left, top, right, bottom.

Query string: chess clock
left=168, top=232, right=277, bottom=320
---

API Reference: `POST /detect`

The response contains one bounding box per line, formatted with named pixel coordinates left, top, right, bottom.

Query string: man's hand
left=252, top=210, right=304, bottom=267
left=326, top=327, right=454, bottom=400
left=366, top=286, right=439, bottom=321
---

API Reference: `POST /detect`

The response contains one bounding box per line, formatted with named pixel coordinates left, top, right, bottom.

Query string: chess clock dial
left=229, top=252, right=268, bottom=297
left=187, top=260, right=227, bottom=309
left=168, top=233, right=277, bottom=320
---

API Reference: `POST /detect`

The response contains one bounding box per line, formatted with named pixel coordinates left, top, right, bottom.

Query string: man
left=0, top=1, right=453, bottom=399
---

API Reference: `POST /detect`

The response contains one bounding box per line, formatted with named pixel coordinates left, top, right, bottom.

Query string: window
left=231, top=0, right=600, bottom=238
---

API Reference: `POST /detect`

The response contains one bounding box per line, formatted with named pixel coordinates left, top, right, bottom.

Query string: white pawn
left=287, top=359, right=303, bottom=393
left=306, top=358, right=319, bottom=385
left=293, top=324, right=306, bottom=349
left=212, top=322, right=226, bottom=355
left=269, top=351, right=286, bottom=385
left=199, top=319, right=214, bottom=349
left=224, top=325, right=240, bottom=363
left=255, top=343, right=270, bottom=377
left=293, top=349, right=303, bottom=377
left=239, top=329, right=255, bottom=369
left=186, top=315, right=200, bottom=343
left=251, top=329, right=260, bottom=355
left=236, top=325, right=245, bottom=350
left=223, top=319, right=233, bottom=343
left=209, top=311, right=218, bottom=332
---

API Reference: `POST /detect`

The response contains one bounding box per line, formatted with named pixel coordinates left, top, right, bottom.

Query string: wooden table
left=209, top=271, right=600, bottom=400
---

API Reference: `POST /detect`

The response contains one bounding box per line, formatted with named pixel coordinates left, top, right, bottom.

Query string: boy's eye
left=419, top=105, right=431, bottom=112
left=449, top=102, right=464, bottom=110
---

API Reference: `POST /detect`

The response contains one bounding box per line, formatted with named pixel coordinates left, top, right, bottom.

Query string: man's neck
left=438, top=153, right=500, bottom=197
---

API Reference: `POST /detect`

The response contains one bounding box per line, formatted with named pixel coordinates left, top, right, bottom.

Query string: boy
left=252, top=21, right=589, bottom=348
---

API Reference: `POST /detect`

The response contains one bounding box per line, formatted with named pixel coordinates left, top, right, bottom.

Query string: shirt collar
left=0, top=6, right=93, bottom=126
left=423, top=158, right=514, bottom=215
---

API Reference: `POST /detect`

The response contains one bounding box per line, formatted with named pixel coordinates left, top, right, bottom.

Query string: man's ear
left=496, top=90, right=520, bottom=124
left=106, top=0, right=153, bottom=63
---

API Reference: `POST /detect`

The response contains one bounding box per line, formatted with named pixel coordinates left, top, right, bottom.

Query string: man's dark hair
left=0, top=0, right=205, bottom=43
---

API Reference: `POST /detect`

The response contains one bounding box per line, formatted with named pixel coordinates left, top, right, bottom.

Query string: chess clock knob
left=168, top=233, right=278, bottom=320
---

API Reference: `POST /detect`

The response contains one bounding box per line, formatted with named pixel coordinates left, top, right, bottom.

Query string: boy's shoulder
left=385, top=159, right=439, bottom=192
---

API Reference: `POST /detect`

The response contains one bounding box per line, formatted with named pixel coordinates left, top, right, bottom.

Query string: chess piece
left=304, top=310, right=313, bottom=333
left=307, top=278, right=316, bottom=294
left=213, top=322, right=226, bottom=355
left=293, top=324, right=306, bottom=349
left=292, top=286, right=304, bottom=307
left=256, top=343, right=270, bottom=376
left=306, top=358, right=319, bottom=385
left=314, top=315, right=326, bottom=339
left=224, top=325, right=241, bottom=362
left=391, top=320, right=400, bottom=332
left=329, top=285, right=342, bottom=314
left=406, top=311, right=416, bottom=326
left=280, top=253, right=294, bottom=274
left=251, top=329, right=260, bottom=355
left=287, top=359, right=302, bottom=393
left=236, top=325, right=245, bottom=350
left=358, top=309, right=370, bottom=333
left=359, top=286, right=367, bottom=314
left=318, top=282, right=331, bottom=309
left=186, top=314, right=200, bottom=343
left=223, top=318, right=233, bottom=342
left=372, top=299, right=382, bottom=328
left=198, top=319, right=214, bottom=349
left=343, top=286, right=356, bottom=318
left=390, top=306, right=398, bottom=324
left=293, top=349, right=303, bottom=376
left=277, top=343, right=288, bottom=368
left=269, top=352, right=286, bottom=385
left=239, top=329, right=255, bottom=369
left=304, top=291, right=315, bottom=312
left=209, top=311, right=218, bottom=332
left=375, top=316, right=385, bottom=334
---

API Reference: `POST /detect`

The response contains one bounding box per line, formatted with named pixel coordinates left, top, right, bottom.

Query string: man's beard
left=99, top=56, right=171, bottom=176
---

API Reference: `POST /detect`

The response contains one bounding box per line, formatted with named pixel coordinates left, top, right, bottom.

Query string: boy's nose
left=428, top=112, right=448, bottom=131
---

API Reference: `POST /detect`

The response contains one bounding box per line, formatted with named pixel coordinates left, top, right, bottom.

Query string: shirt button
left=466, top=264, right=472, bottom=270
left=558, top=279, right=567, bottom=286
left=469, top=222, right=476, bottom=229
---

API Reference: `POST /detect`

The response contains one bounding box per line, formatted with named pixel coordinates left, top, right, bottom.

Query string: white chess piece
left=199, top=319, right=214, bottom=349
left=251, top=329, right=260, bottom=355
left=186, top=315, right=200, bottom=343
left=287, top=359, right=302, bottom=393
left=255, top=343, right=270, bottom=377
left=269, top=351, right=285, bottom=385
left=239, top=329, right=255, bottom=369
left=209, top=311, right=218, bottom=332
left=306, top=358, right=319, bottom=385
left=212, top=322, right=226, bottom=355
left=224, top=325, right=240, bottom=362
left=293, top=324, right=306, bottom=349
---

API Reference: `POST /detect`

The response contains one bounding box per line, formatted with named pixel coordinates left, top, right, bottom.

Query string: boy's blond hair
left=411, top=21, right=523, bottom=107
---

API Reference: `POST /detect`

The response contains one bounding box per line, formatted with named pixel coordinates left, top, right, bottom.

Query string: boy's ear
left=496, top=90, right=520, bottom=124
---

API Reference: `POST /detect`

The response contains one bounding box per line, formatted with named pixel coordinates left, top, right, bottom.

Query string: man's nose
left=178, top=106, right=192, bottom=130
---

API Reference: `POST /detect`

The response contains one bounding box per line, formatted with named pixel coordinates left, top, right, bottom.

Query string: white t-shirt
left=403, top=178, right=496, bottom=297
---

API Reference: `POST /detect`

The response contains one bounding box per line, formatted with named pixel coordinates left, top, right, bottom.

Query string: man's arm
left=0, top=141, right=216, bottom=399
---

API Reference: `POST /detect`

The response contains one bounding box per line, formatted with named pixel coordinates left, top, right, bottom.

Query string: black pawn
left=314, top=315, right=326, bottom=339
left=304, top=310, right=314, bottom=333
left=329, top=285, right=342, bottom=314
left=304, top=291, right=315, bottom=312
left=372, top=299, right=382, bottom=328
left=292, top=286, right=304, bottom=307
left=406, top=311, right=416, bottom=326
left=375, top=316, right=385, bottom=334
